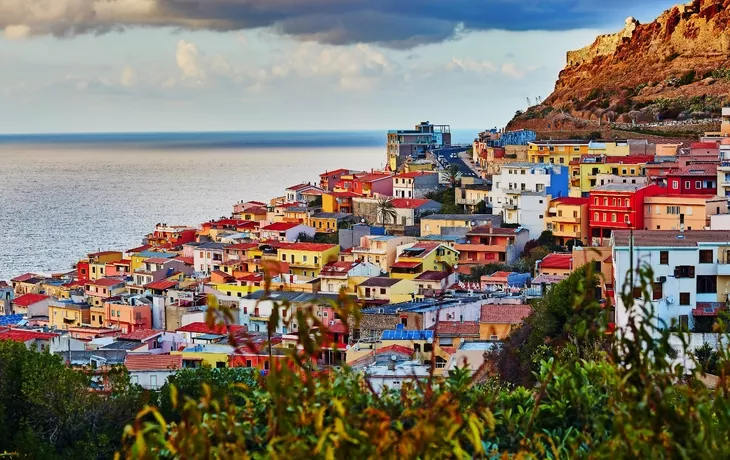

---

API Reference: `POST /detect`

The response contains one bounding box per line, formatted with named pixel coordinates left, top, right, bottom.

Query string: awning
left=390, top=261, right=422, bottom=269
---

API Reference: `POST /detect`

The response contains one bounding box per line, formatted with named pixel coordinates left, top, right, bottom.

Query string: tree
left=446, top=163, right=461, bottom=188
left=376, top=197, right=397, bottom=227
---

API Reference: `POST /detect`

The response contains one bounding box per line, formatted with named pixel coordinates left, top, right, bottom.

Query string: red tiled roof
left=691, top=142, right=719, bottom=150
left=127, top=244, right=151, bottom=253
left=174, top=256, right=194, bottom=265
left=391, top=261, right=422, bottom=269
left=390, top=198, right=433, bottom=209
left=394, top=171, right=436, bottom=179
left=604, top=155, right=654, bottom=164
left=125, top=354, right=183, bottom=371
left=668, top=163, right=718, bottom=176
left=428, top=321, right=480, bottom=336
left=88, top=278, right=125, bottom=287
left=286, top=183, right=315, bottom=191
left=88, top=250, right=121, bottom=257
left=236, top=273, right=264, bottom=283
left=243, top=206, right=267, bottom=214
left=319, top=168, right=351, bottom=177
left=175, top=322, right=246, bottom=335
left=482, top=271, right=513, bottom=280
left=12, top=293, right=49, bottom=307
left=320, top=261, right=360, bottom=276
left=226, top=243, right=259, bottom=251
left=552, top=197, right=589, bottom=206
left=211, top=270, right=232, bottom=278
left=375, top=344, right=414, bottom=356
left=480, top=305, right=532, bottom=324
left=540, top=253, right=573, bottom=270
left=119, top=329, right=163, bottom=341
left=356, top=172, right=393, bottom=182
left=414, top=270, right=449, bottom=281
left=113, top=260, right=131, bottom=266
left=261, top=222, right=301, bottom=232
left=144, top=257, right=172, bottom=265
left=11, top=273, right=36, bottom=283
left=0, top=329, right=58, bottom=342
left=247, top=200, right=266, bottom=206
left=144, top=280, right=178, bottom=291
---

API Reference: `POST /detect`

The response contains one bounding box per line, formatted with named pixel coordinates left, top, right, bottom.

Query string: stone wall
left=566, top=17, right=639, bottom=67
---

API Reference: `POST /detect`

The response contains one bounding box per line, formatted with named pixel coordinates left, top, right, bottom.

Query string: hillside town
left=2, top=109, right=730, bottom=392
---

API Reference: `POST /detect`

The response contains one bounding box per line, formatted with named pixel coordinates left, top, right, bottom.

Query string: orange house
left=103, top=301, right=152, bottom=334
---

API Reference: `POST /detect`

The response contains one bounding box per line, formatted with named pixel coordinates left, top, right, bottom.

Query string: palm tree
left=446, top=163, right=461, bottom=188
left=376, top=197, right=397, bottom=227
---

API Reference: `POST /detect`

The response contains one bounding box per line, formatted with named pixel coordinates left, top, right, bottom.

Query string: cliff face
left=509, top=0, right=730, bottom=132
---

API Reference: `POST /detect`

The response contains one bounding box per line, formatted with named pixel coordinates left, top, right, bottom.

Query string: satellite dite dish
left=391, top=355, right=397, bottom=361
left=667, top=296, right=675, bottom=304
left=427, top=337, right=434, bottom=344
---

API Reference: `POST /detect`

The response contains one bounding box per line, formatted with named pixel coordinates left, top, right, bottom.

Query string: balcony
left=718, top=263, right=730, bottom=276
left=503, top=203, right=517, bottom=210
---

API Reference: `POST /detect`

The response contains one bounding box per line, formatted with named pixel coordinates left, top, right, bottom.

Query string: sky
left=0, top=0, right=679, bottom=134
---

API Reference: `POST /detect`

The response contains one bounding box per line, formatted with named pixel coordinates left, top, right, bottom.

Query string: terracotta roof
left=552, top=197, right=589, bottom=206
left=391, top=261, right=422, bottom=269
left=428, top=321, right=480, bottom=336
left=356, top=173, right=393, bottom=182
left=176, top=322, right=246, bottom=335
left=691, top=142, right=719, bottom=150
left=374, top=344, right=414, bottom=356
left=414, top=271, right=450, bottom=281
left=12, top=293, right=49, bottom=307
left=394, top=171, right=436, bottom=179
left=320, top=261, right=360, bottom=276
left=482, top=271, right=514, bottom=280
left=540, top=253, right=573, bottom=270
left=125, top=354, right=183, bottom=371
left=668, top=163, right=718, bottom=176
left=692, top=302, right=726, bottom=317
left=261, top=222, right=301, bottom=232
left=0, top=329, right=58, bottom=342
left=127, top=245, right=151, bottom=253
left=319, top=168, right=351, bottom=177
left=174, top=256, right=194, bottom=265
left=467, top=226, right=519, bottom=236
left=390, top=198, right=434, bottom=209
left=236, top=273, right=264, bottom=283
left=119, top=329, right=163, bottom=341
left=11, top=273, right=37, bottom=283
left=604, top=155, right=654, bottom=164
left=87, top=278, right=125, bottom=287
left=286, top=183, right=316, bottom=191
left=88, top=250, right=121, bottom=257
left=144, top=280, right=178, bottom=291
left=359, top=277, right=401, bottom=288
left=480, top=305, right=532, bottom=324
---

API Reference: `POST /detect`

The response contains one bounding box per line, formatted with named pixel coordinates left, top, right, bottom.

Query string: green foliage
left=693, top=342, right=718, bottom=374
left=376, top=197, right=397, bottom=226
left=676, top=69, right=696, bottom=86
left=0, top=341, right=146, bottom=459
left=588, top=131, right=602, bottom=140
left=424, top=187, right=464, bottom=215
left=711, top=68, right=730, bottom=81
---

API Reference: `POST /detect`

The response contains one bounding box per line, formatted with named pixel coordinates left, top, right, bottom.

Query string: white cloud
left=445, top=57, right=497, bottom=74
left=176, top=40, right=205, bottom=81
left=120, top=65, right=135, bottom=87
left=500, top=62, right=525, bottom=78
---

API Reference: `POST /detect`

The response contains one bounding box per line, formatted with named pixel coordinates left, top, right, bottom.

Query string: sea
left=0, top=130, right=475, bottom=281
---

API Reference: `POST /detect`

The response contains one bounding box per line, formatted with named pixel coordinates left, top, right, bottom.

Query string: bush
left=677, top=70, right=696, bottom=86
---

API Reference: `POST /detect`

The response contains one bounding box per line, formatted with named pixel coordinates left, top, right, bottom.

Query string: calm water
left=0, top=131, right=392, bottom=280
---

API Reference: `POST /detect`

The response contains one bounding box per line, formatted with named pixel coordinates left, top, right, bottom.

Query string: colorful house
left=85, top=278, right=127, bottom=307
left=528, top=140, right=589, bottom=165
left=666, top=164, right=718, bottom=196
left=129, top=250, right=177, bottom=273
left=333, top=171, right=394, bottom=197
left=276, top=243, right=340, bottom=277
left=588, top=183, right=662, bottom=246
left=319, top=261, right=383, bottom=294
left=104, top=298, right=152, bottom=333
left=78, top=251, right=124, bottom=282
left=454, top=226, right=529, bottom=275
left=644, top=194, right=727, bottom=231
left=260, top=222, right=316, bottom=242
left=390, top=242, right=459, bottom=280
left=388, top=198, right=442, bottom=228
left=357, top=277, right=419, bottom=305
left=285, top=183, right=324, bottom=203
left=420, top=214, right=502, bottom=237
left=392, top=171, right=439, bottom=199
left=545, top=196, right=589, bottom=246
left=572, top=155, right=652, bottom=196
left=12, top=293, right=50, bottom=318
left=9, top=273, right=44, bottom=296
left=479, top=304, right=532, bottom=340
left=125, top=354, right=183, bottom=390
left=309, top=212, right=353, bottom=234
left=144, top=224, right=197, bottom=249
left=319, top=169, right=354, bottom=191
left=351, top=235, right=418, bottom=272
left=48, top=299, right=91, bottom=330
left=322, top=190, right=360, bottom=214
left=413, top=271, right=457, bottom=297
left=536, top=253, right=573, bottom=276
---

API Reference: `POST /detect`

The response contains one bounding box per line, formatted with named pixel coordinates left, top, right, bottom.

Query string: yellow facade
left=420, top=217, right=479, bottom=237
left=575, top=161, right=647, bottom=194
left=322, top=193, right=337, bottom=213
left=544, top=198, right=589, bottom=245
left=41, top=283, right=73, bottom=300
left=90, top=306, right=105, bottom=328
left=214, top=283, right=262, bottom=298
left=528, top=142, right=588, bottom=165
left=390, top=245, right=460, bottom=280
left=277, top=245, right=340, bottom=277
left=49, top=304, right=90, bottom=330
left=644, top=196, right=728, bottom=231
left=88, top=262, right=107, bottom=281
left=356, top=279, right=419, bottom=304
left=171, top=351, right=230, bottom=368
left=310, top=216, right=341, bottom=233
left=587, top=141, right=631, bottom=156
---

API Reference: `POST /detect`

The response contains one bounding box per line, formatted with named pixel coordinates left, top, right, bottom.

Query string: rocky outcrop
left=509, top=0, right=730, bottom=133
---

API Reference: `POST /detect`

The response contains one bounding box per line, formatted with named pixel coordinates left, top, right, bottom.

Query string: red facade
left=588, top=184, right=662, bottom=245
left=665, top=164, right=718, bottom=196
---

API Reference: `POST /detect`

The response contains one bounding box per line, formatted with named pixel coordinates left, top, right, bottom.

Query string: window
left=696, top=181, right=702, bottom=189
left=673, top=180, right=679, bottom=189
left=679, top=292, right=690, bottom=306
left=685, top=181, right=691, bottom=189
left=667, top=206, right=680, bottom=215
left=593, top=261, right=601, bottom=272
left=630, top=168, right=636, bottom=175
left=611, top=213, right=617, bottom=222
left=246, top=359, right=252, bottom=368
left=559, top=157, right=564, bottom=164
left=647, top=205, right=651, bottom=214
left=697, top=276, right=717, bottom=294
left=594, top=198, right=598, bottom=205
left=624, top=214, right=630, bottom=223
left=400, top=317, right=407, bottom=326
left=573, top=211, right=578, bottom=218
left=625, top=199, right=630, bottom=207
left=594, top=212, right=599, bottom=221
left=659, top=251, right=669, bottom=265
left=603, top=198, right=608, bottom=206
left=302, top=255, right=308, bottom=262
left=674, top=265, right=695, bottom=278
left=699, top=250, right=713, bottom=264
left=612, top=198, right=616, bottom=205
left=602, top=213, right=607, bottom=221
left=652, top=282, right=663, bottom=300
left=622, top=168, right=627, bottom=175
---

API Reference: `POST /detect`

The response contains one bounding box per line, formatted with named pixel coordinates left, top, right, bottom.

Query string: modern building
left=387, top=121, right=451, bottom=171
left=611, top=230, right=730, bottom=333
left=319, top=261, right=383, bottom=294
left=392, top=171, right=439, bottom=199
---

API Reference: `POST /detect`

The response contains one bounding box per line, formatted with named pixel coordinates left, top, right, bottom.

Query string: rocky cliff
left=509, top=0, right=730, bottom=133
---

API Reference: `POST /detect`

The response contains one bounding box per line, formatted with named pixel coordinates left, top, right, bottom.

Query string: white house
left=488, top=163, right=569, bottom=239
left=191, top=242, right=226, bottom=275
left=612, top=229, right=730, bottom=333
left=319, top=260, right=383, bottom=294
left=388, top=198, right=442, bottom=227
left=285, top=183, right=324, bottom=203
left=125, top=354, right=183, bottom=390
left=238, top=291, right=341, bottom=334
left=392, top=171, right=440, bottom=199
left=259, top=222, right=316, bottom=242
left=11, top=293, right=50, bottom=318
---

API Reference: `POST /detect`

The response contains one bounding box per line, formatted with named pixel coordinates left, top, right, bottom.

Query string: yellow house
left=90, top=305, right=106, bottom=328
left=129, top=251, right=177, bottom=273
left=277, top=243, right=340, bottom=277
left=41, top=281, right=75, bottom=299
left=479, top=304, right=532, bottom=340
left=309, top=212, right=352, bottom=233
left=357, top=277, right=419, bottom=304
left=574, top=155, right=650, bottom=195
left=586, top=140, right=631, bottom=156
left=644, top=195, right=728, bottom=231
left=86, top=251, right=124, bottom=280
left=544, top=197, right=590, bottom=245
left=172, top=344, right=231, bottom=368
left=420, top=214, right=500, bottom=237
left=49, top=300, right=91, bottom=330
left=390, top=242, right=459, bottom=280
left=528, top=140, right=589, bottom=165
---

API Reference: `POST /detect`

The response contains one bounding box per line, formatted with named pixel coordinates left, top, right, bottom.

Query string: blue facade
left=545, top=165, right=569, bottom=199
left=496, top=129, right=536, bottom=147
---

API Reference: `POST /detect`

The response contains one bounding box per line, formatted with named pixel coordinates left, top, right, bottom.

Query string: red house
left=454, top=226, right=529, bottom=275
left=665, top=164, right=718, bottom=195
left=588, top=183, right=662, bottom=245
left=319, top=169, right=353, bottom=191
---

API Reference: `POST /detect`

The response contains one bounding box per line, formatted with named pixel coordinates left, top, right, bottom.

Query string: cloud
left=0, top=0, right=675, bottom=48
left=176, top=40, right=204, bottom=81
left=120, top=65, right=135, bottom=87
